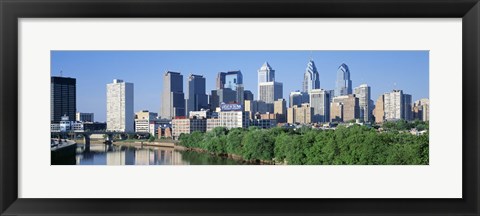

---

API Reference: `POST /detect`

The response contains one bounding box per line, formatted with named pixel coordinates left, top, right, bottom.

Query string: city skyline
left=51, top=50, right=429, bottom=122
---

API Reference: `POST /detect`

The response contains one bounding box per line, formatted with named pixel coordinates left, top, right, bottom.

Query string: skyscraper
left=258, top=62, right=282, bottom=103
left=354, top=84, right=372, bottom=123
left=258, top=82, right=283, bottom=103
left=309, top=89, right=330, bottom=123
left=216, top=70, right=244, bottom=105
left=303, top=59, right=320, bottom=93
left=107, top=79, right=134, bottom=132
left=335, top=63, right=353, bottom=97
left=186, top=74, right=208, bottom=114
left=161, top=71, right=185, bottom=119
left=51, top=76, right=76, bottom=123
left=258, top=61, right=275, bottom=83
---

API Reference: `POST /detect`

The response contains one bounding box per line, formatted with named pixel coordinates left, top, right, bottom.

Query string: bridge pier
left=84, top=134, right=91, bottom=151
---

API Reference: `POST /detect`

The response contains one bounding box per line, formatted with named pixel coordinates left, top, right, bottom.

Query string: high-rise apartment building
left=186, top=74, right=208, bottom=114
left=335, top=63, right=352, bottom=97
left=354, top=84, right=372, bottom=123
left=161, top=71, right=185, bottom=119
left=303, top=59, right=320, bottom=93
left=383, top=89, right=413, bottom=121
left=51, top=76, right=76, bottom=123
left=309, top=89, right=330, bottom=123
left=107, top=79, right=134, bottom=132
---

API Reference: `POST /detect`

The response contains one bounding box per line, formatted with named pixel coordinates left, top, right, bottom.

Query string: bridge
left=51, top=131, right=151, bottom=150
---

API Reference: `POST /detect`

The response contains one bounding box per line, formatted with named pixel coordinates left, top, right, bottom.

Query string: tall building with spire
left=303, top=59, right=320, bottom=93
left=258, top=62, right=275, bottom=83
left=335, top=63, right=352, bottom=97
left=258, top=62, right=282, bottom=103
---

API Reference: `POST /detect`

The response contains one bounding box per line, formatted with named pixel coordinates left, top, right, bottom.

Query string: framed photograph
left=1, top=0, right=479, bottom=215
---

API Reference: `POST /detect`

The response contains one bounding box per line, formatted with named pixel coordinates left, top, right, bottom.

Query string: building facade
left=106, top=79, right=134, bottom=132
left=330, top=95, right=359, bottom=122
left=289, top=91, right=309, bottom=108
left=134, top=110, right=158, bottom=133
left=76, top=112, right=94, bottom=122
left=383, top=90, right=404, bottom=121
left=258, top=82, right=283, bottom=103
left=51, top=76, right=76, bottom=123
left=373, top=95, right=385, bottom=123
left=171, top=118, right=207, bottom=139
left=309, top=89, right=330, bottom=123
left=287, top=104, right=313, bottom=124
left=354, top=84, right=372, bottom=123
left=244, top=90, right=254, bottom=101
left=161, top=71, right=185, bottom=119
left=335, top=63, right=352, bottom=97
left=413, top=98, right=430, bottom=121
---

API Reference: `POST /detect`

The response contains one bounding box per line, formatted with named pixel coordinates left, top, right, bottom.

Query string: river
left=64, top=144, right=254, bottom=165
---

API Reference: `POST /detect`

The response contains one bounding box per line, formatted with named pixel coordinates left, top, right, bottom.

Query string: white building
left=134, top=110, right=158, bottom=133
left=107, top=79, right=134, bottom=132
left=354, top=84, right=372, bottom=122
left=384, top=90, right=402, bottom=121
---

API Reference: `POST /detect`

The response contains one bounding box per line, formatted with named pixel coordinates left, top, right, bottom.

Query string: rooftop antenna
left=60, top=70, right=63, bottom=77
left=309, top=50, right=313, bottom=61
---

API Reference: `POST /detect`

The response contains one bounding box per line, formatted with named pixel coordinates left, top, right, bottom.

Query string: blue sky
left=51, top=50, right=429, bottom=122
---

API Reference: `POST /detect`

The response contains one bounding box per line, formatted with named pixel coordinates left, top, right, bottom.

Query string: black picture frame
left=1, top=0, right=479, bottom=215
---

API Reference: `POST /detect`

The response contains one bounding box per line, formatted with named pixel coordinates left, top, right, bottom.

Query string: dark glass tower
left=51, top=76, right=76, bottom=123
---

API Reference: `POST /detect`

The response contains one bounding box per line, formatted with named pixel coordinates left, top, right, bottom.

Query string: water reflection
left=75, top=144, right=252, bottom=165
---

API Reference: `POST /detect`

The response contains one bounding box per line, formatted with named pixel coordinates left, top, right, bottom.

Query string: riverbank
left=112, top=140, right=180, bottom=149
left=178, top=145, right=276, bottom=165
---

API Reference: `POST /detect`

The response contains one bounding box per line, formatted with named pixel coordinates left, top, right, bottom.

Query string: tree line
left=179, top=123, right=429, bottom=165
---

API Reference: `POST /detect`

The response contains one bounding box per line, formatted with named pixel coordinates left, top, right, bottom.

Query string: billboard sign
left=220, top=103, right=242, bottom=111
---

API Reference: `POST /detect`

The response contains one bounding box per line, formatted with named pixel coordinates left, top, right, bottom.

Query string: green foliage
left=148, top=134, right=155, bottom=142
left=178, top=125, right=429, bottom=165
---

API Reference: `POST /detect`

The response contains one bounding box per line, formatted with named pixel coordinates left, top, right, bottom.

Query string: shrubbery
left=178, top=123, right=429, bottom=165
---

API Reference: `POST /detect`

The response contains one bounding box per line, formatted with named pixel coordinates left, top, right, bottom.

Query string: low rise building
left=171, top=118, right=207, bottom=139
left=250, top=119, right=277, bottom=129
